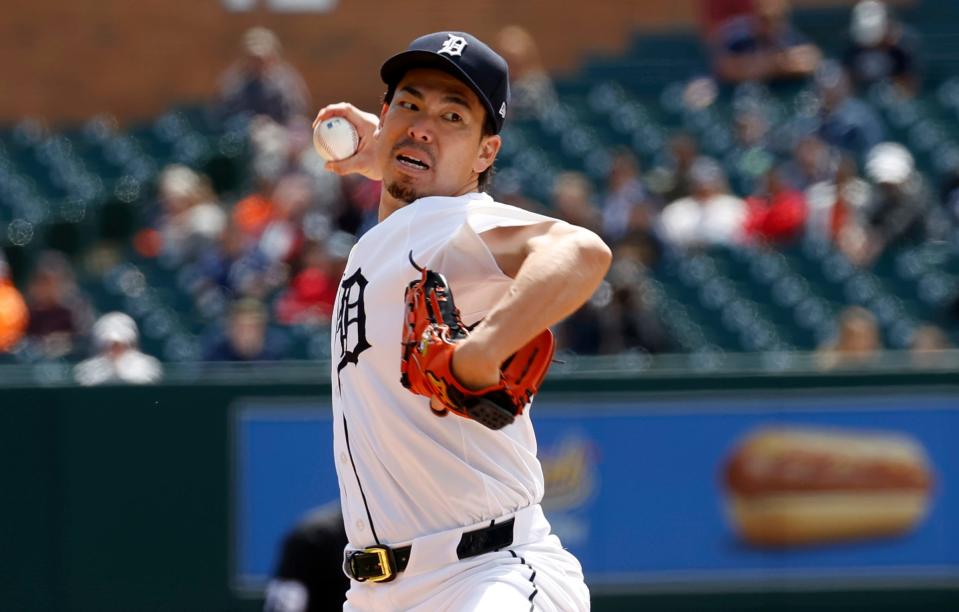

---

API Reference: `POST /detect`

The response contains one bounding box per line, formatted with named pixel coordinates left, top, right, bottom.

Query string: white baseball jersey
left=330, top=192, right=556, bottom=548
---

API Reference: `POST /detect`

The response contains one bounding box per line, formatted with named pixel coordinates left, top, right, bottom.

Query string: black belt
left=344, top=517, right=515, bottom=583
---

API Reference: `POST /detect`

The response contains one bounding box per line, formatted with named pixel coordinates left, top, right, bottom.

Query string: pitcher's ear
left=474, top=135, right=502, bottom=174
left=379, top=103, right=389, bottom=128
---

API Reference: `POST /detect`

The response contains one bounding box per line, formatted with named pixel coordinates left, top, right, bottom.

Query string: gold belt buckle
left=361, top=546, right=396, bottom=583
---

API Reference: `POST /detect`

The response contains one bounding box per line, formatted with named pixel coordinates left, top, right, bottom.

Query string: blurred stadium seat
left=2, top=0, right=958, bottom=368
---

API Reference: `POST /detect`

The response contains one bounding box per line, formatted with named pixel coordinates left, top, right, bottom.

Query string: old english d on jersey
left=330, top=192, right=556, bottom=547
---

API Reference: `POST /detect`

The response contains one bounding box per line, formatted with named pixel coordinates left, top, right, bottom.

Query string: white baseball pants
left=343, top=504, right=589, bottom=611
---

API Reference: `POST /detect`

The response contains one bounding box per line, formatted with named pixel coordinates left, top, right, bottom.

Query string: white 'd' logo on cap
left=438, top=34, right=468, bottom=57
left=499, top=102, right=507, bottom=118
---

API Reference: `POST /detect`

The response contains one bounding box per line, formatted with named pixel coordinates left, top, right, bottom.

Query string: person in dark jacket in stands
left=24, top=251, right=92, bottom=359
left=711, top=0, right=822, bottom=83
left=216, top=27, right=311, bottom=126
left=815, top=61, right=885, bottom=157
left=939, top=163, right=959, bottom=234
left=841, top=142, right=936, bottom=267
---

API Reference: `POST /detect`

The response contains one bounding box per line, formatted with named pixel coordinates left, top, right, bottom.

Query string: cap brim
left=380, top=50, right=496, bottom=129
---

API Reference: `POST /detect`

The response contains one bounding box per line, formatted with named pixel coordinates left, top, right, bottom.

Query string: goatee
left=386, top=181, right=419, bottom=204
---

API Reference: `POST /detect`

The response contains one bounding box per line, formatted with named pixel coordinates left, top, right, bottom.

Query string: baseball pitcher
left=316, top=31, right=611, bottom=611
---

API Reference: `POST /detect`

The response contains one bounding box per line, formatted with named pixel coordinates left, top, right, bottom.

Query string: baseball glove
left=400, top=254, right=554, bottom=430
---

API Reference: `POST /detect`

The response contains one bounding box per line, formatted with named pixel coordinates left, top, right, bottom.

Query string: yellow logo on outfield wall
left=541, top=437, right=597, bottom=511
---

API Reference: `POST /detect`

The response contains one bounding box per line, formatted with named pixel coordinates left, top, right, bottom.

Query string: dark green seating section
left=2, top=2, right=958, bottom=361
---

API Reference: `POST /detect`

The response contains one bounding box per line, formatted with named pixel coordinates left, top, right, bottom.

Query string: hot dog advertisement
left=234, top=392, right=959, bottom=592
left=721, top=427, right=934, bottom=548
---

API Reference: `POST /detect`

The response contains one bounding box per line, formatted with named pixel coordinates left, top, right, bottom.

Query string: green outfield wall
left=2, top=366, right=958, bottom=612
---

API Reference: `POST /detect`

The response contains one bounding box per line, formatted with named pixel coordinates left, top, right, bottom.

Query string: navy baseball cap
left=381, top=31, right=511, bottom=134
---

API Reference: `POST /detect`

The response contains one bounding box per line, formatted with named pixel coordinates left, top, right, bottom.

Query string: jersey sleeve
left=424, top=200, right=557, bottom=323
left=465, top=201, right=557, bottom=235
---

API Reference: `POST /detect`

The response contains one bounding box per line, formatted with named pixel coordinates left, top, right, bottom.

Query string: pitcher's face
left=377, top=68, right=500, bottom=204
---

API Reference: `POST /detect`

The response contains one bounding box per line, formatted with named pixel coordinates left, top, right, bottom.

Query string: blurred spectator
left=290, top=116, right=362, bottom=236
left=701, top=0, right=755, bottom=39
left=557, top=292, right=604, bottom=355
left=250, top=115, right=334, bottom=200
left=816, top=305, right=881, bottom=369
left=550, top=172, right=602, bottom=235
left=559, top=243, right=670, bottom=355
left=659, top=157, right=747, bottom=249
left=842, top=142, right=933, bottom=266
left=805, top=153, right=872, bottom=244
left=910, top=324, right=953, bottom=368
left=153, top=165, right=227, bottom=266
left=25, top=251, right=92, bottom=359
left=725, top=105, right=776, bottom=195
left=647, top=132, right=700, bottom=203
left=234, top=116, right=333, bottom=255
left=601, top=148, right=656, bottom=242
left=815, top=61, right=885, bottom=157
left=234, top=186, right=277, bottom=242
left=711, top=0, right=821, bottom=83
left=275, top=241, right=342, bottom=326
left=258, top=173, right=312, bottom=264
left=744, top=164, right=808, bottom=244
left=335, top=173, right=381, bottom=238
left=781, top=134, right=838, bottom=191
left=844, top=0, right=921, bottom=97
left=600, top=247, right=670, bottom=354
left=250, top=116, right=297, bottom=186
left=233, top=118, right=290, bottom=241
left=204, top=298, right=287, bottom=362
left=490, top=186, right=551, bottom=219
left=495, top=25, right=558, bottom=121
left=216, top=27, right=311, bottom=126
left=193, top=219, right=278, bottom=310
left=0, top=252, right=28, bottom=352
left=734, top=104, right=771, bottom=149
left=938, top=164, right=959, bottom=232
left=73, top=313, right=162, bottom=386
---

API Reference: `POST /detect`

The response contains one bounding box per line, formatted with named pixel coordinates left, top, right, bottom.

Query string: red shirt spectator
left=744, top=168, right=808, bottom=242
left=275, top=242, right=341, bottom=326
left=276, top=268, right=339, bottom=325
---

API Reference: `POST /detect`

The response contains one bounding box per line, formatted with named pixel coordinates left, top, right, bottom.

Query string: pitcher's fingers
left=324, top=159, right=351, bottom=175
left=312, top=102, right=355, bottom=129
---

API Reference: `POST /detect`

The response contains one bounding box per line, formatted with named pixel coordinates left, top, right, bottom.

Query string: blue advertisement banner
left=233, top=392, right=959, bottom=591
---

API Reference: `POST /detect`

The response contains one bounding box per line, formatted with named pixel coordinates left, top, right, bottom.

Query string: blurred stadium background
left=2, top=0, right=958, bottom=610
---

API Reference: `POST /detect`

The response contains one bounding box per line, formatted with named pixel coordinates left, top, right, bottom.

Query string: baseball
left=313, top=117, right=359, bottom=162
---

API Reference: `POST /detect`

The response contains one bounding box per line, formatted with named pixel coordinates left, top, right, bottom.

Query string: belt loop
left=456, top=517, right=515, bottom=560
